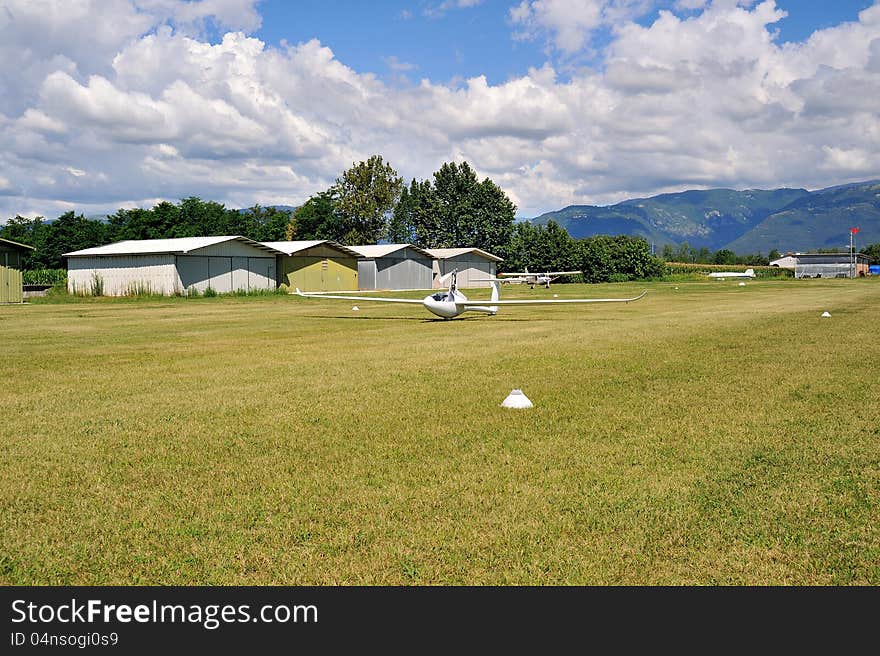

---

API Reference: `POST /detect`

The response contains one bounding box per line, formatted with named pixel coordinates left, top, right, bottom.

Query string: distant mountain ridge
left=529, top=180, right=880, bottom=253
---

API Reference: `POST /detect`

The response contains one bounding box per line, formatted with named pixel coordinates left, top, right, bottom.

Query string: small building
left=426, top=247, right=503, bottom=288
left=262, top=240, right=361, bottom=291
left=794, top=253, right=870, bottom=279
left=65, top=236, right=283, bottom=296
left=1, top=237, right=34, bottom=303
left=348, top=244, right=434, bottom=290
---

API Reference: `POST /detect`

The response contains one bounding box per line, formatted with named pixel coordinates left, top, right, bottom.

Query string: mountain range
left=528, top=180, right=880, bottom=254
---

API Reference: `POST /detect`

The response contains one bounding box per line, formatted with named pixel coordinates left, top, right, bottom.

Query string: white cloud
left=1, top=0, right=879, bottom=220
left=383, top=56, right=418, bottom=72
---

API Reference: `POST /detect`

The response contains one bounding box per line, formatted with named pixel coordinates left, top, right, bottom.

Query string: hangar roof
left=0, top=237, right=35, bottom=251
left=424, top=247, right=503, bottom=262
left=348, top=243, right=433, bottom=259
left=64, top=236, right=283, bottom=257
left=261, top=240, right=362, bottom=258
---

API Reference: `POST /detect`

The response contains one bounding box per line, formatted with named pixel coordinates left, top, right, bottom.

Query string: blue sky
left=1, top=0, right=879, bottom=219
left=253, top=1, right=877, bottom=84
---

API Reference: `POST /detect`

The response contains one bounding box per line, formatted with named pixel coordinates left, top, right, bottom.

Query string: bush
left=90, top=273, right=104, bottom=296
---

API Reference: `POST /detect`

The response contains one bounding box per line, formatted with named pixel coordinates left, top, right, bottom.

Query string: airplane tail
left=471, top=278, right=502, bottom=313
left=745, top=269, right=755, bottom=277
left=490, top=280, right=500, bottom=303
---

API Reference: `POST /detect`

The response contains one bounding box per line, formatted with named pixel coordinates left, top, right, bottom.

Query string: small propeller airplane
left=294, top=270, right=646, bottom=320
left=498, top=267, right=582, bottom=288
left=707, top=268, right=755, bottom=279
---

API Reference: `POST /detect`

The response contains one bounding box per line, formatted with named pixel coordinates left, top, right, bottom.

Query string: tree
left=333, top=155, right=403, bottom=244
left=288, top=190, right=345, bottom=241
left=386, top=182, right=418, bottom=244
left=501, top=220, right=577, bottom=274
left=768, top=248, right=781, bottom=261
left=577, top=235, right=663, bottom=283
left=411, top=161, right=516, bottom=254
left=39, top=211, right=109, bottom=269
left=860, top=242, right=880, bottom=264
left=174, top=197, right=229, bottom=237
left=0, top=216, right=46, bottom=268
left=228, top=205, right=291, bottom=241
left=713, top=249, right=736, bottom=265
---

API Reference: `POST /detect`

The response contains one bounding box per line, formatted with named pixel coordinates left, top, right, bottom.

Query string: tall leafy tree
left=229, top=204, right=292, bottom=241
left=287, top=190, right=345, bottom=241
left=0, top=216, right=46, bottom=268
left=501, top=220, right=577, bottom=273
left=387, top=182, right=417, bottom=243
left=333, top=155, right=403, bottom=244
left=411, top=161, right=516, bottom=253
left=39, top=211, right=109, bottom=269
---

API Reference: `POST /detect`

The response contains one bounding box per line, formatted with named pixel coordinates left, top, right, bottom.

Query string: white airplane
left=294, top=270, right=646, bottom=320
left=498, top=267, right=582, bottom=288
left=707, top=268, right=755, bottom=279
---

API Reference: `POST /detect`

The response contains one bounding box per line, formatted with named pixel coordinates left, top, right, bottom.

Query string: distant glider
left=707, top=268, right=756, bottom=280
left=499, top=267, right=582, bottom=289
left=295, top=270, right=646, bottom=320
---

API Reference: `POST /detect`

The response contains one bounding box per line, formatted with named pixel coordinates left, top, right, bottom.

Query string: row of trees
left=286, top=157, right=516, bottom=258
left=1, top=201, right=291, bottom=269
left=4, top=152, right=876, bottom=274
left=659, top=242, right=780, bottom=266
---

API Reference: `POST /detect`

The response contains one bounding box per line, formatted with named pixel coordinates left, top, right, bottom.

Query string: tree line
left=3, top=153, right=876, bottom=275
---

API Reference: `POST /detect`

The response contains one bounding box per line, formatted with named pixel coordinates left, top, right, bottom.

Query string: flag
left=850, top=227, right=860, bottom=234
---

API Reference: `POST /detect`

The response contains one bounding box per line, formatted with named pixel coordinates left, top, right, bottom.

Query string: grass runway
left=2, top=279, right=878, bottom=584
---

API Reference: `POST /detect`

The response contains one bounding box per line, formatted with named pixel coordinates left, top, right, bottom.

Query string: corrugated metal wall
left=433, top=256, right=496, bottom=288
left=280, top=256, right=358, bottom=291
left=177, top=256, right=276, bottom=293
left=66, top=244, right=277, bottom=296
left=357, top=260, right=376, bottom=290
left=359, top=249, right=432, bottom=290
left=67, top=254, right=177, bottom=295
left=1, top=248, right=23, bottom=303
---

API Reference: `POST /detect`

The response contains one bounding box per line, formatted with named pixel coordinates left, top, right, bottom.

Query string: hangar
left=65, top=236, right=283, bottom=296
left=794, top=253, right=870, bottom=279
left=1, top=237, right=34, bottom=303
left=263, top=240, right=361, bottom=291
left=349, top=244, right=434, bottom=290
left=426, top=247, right=502, bottom=289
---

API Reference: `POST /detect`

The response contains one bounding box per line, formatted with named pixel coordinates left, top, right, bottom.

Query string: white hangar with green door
left=348, top=244, right=434, bottom=290
left=426, top=247, right=503, bottom=288
left=262, top=240, right=361, bottom=291
left=65, top=236, right=284, bottom=296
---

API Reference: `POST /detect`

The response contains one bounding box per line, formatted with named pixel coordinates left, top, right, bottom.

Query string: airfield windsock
left=850, top=227, right=860, bottom=234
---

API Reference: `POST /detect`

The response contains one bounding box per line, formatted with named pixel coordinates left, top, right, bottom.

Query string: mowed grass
left=1, top=279, right=879, bottom=585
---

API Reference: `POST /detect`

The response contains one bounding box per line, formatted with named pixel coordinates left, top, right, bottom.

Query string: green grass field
left=2, top=279, right=878, bottom=584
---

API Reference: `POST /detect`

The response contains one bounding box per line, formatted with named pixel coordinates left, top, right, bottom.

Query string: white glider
left=295, top=270, right=646, bottom=320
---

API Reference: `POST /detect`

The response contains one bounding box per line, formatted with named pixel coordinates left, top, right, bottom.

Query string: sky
left=1, top=0, right=879, bottom=221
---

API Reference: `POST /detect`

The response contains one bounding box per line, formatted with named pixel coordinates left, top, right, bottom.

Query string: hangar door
left=1, top=250, right=23, bottom=303
left=284, top=256, right=358, bottom=291
left=178, top=256, right=275, bottom=293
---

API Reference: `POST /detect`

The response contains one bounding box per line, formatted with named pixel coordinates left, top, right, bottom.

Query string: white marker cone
left=352, top=306, right=359, bottom=311
left=821, top=311, right=831, bottom=317
left=501, top=389, right=533, bottom=409
left=738, top=282, right=746, bottom=286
